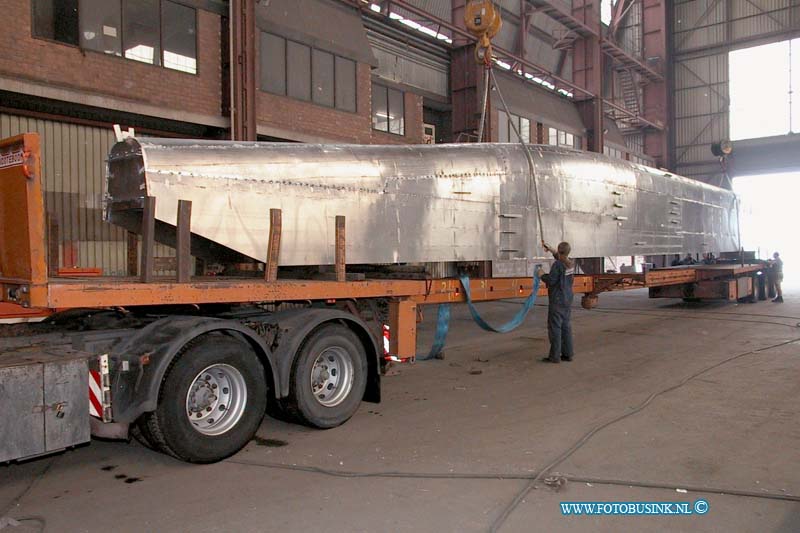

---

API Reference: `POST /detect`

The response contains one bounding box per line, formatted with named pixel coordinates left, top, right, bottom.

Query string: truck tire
left=130, top=420, right=158, bottom=450
left=142, top=335, right=267, bottom=463
left=287, top=324, right=368, bottom=429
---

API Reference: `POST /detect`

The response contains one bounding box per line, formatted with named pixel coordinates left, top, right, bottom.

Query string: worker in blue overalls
left=537, top=242, right=575, bottom=363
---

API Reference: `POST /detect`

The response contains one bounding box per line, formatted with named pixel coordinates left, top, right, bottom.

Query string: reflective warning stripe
left=89, top=370, right=103, bottom=418
left=382, top=324, right=390, bottom=356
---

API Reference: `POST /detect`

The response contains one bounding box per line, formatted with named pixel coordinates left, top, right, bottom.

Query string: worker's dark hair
left=557, top=242, right=574, bottom=268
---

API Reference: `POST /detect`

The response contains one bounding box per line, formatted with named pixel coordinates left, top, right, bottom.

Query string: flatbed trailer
left=0, top=133, right=766, bottom=464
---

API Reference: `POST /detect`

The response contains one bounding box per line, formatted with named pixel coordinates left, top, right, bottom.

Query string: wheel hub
left=310, top=346, right=354, bottom=407
left=185, top=364, right=247, bottom=436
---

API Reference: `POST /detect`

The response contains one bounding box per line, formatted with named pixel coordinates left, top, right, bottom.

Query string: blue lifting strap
left=415, top=303, right=451, bottom=361
left=416, top=273, right=542, bottom=360
left=460, top=273, right=542, bottom=333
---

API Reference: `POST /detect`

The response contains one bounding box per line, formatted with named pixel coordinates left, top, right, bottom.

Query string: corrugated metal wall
left=366, top=26, right=450, bottom=97
left=617, top=0, right=643, bottom=55
left=0, top=113, right=174, bottom=276
left=671, top=0, right=800, bottom=184
left=673, top=53, right=729, bottom=182
left=674, top=0, right=795, bottom=55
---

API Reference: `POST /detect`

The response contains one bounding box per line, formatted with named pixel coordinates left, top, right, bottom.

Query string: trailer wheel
left=142, top=335, right=267, bottom=463
left=288, top=324, right=367, bottom=428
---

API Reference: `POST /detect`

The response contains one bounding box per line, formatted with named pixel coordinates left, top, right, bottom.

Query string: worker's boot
left=772, top=296, right=784, bottom=303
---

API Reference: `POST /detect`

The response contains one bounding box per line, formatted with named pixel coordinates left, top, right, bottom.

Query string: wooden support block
left=389, top=299, right=417, bottom=359
left=335, top=215, right=346, bottom=283
left=140, top=196, right=156, bottom=283
left=127, top=231, right=138, bottom=277
left=265, top=208, right=282, bottom=282
left=47, top=215, right=59, bottom=276
left=177, top=200, right=192, bottom=283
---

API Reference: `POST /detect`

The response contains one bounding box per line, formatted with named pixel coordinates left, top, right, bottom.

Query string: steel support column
left=572, top=0, right=604, bottom=153
left=230, top=0, right=257, bottom=141
left=642, top=0, right=668, bottom=167
left=451, top=0, right=488, bottom=142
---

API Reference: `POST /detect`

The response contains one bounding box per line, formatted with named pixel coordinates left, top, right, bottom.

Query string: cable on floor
left=15, top=516, right=46, bottom=533
left=225, top=458, right=800, bottom=504
left=0, top=458, right=55, bottom=518
left=563, top=475, right=800, bottom=503
left=493, top=300, right=800, bottom=329
left=584, top=307, right=800, bottom=329
left=586, top=307, right=800, bottom=321
left=487, top=335, right=800, bottom=532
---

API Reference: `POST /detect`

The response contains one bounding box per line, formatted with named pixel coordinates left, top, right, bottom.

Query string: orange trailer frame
left=0, top=134, right=764, bottom=357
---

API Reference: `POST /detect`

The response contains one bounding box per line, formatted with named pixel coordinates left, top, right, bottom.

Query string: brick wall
left=0, top=1, right=221, bottom=119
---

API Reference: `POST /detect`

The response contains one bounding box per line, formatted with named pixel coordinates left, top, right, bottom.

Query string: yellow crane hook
left=464, top=0, right=503, bottom=65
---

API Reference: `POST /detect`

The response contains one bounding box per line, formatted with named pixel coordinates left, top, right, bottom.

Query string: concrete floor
left=1, top=289, right=799, bottom=532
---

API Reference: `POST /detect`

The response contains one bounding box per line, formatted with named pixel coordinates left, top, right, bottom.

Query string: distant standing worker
left=770, top=252, right=784, bottom=303
left=537, top=242, right=575, bottom=363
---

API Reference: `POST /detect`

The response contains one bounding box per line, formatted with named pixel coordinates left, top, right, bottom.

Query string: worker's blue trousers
left=547, top=304, right=573, bottom=361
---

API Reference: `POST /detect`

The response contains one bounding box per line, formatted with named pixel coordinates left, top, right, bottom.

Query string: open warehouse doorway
left=728, top=37, right=799, bottom=290
left=733, top=172, right=799, bottom=289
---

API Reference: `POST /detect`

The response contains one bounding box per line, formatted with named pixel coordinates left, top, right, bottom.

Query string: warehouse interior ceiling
left=734, top=171, right=800, bottom=285
left=729, top=38, right=800, bottom=141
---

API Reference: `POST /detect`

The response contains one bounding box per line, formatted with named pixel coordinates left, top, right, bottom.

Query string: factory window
left=124, top=0, right=161, bottom=65
left=32, top=0, right=79, bottom=46
left=260, top=33, right=286, bottom=95
left=498, top=113, right=530, bottom=143
left=388, top=89, right=405, bottom=135
left=372, top=84, right=405, bottom=135
left=520, top=118, right=530, bottom=143
left=335, top=57, right=357, bottom=112
left=604, top=145, right=625, bottom=159
left=312, top=49, right=335, bottom=108
left=497, top=112, right=508, bottom=142
left=548, top=127, right=579, bottom=148
left=79, top=0, right=121, bottom=55
left=287, top=41, right=312, bottom=101
left=32, top=0, right=197, bottom=74
left=161, top=1, right=197, bottom=74
left=260, top=32, right=357, bottom=112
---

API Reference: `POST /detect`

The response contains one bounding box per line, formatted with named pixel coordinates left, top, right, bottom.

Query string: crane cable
left=489, top=68, right=547, bottom=250
left=476, top=65, right=491, bottom=143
